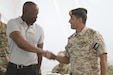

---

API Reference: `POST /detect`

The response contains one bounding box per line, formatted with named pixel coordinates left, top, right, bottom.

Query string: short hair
left=23, top=1, right=36, bottom=7
left=22, top=1, right=37, bottom=13
left=69, top=8, right=87, bottom=24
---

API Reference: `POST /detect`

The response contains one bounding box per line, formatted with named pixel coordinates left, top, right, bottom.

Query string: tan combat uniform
left=0, top=22, right=9, bottom=75
left=65, top=27, right=107, bottom=75
left=52, top=64, right=70, bottom=75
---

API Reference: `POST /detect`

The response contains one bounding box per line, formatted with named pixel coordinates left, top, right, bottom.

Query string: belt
left=9, top=62, right=37, bottom=69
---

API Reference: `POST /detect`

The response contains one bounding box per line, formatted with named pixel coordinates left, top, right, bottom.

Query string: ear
left=78, top=18, right=82, bottom=23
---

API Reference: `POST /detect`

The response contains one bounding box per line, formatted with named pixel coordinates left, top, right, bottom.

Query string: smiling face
left=69, top=15, right=85, bottom=33
left=22, top=2, right=39, bottom=25
left=24, top=5, right=38, bottom=25
left=26, top=6, right=38, bottom=25
left=69, top=15, right=79, bottom=29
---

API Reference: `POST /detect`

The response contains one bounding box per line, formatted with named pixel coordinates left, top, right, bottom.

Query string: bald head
left=22, top=1, right=38, bottom=14
left=22, top=1, right=39, bottom=25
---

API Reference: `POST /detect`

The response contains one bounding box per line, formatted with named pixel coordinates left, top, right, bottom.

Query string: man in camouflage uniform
left=0, top=13, right=9, bottom=75
left=52, top=64, right=70, bottom=75
left=52, top=51, right=70, bottom=75
left=46, top=8, right=107, bottom=75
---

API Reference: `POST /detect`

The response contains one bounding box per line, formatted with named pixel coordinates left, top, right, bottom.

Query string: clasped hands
left=43, top=51, right=57, bottom=60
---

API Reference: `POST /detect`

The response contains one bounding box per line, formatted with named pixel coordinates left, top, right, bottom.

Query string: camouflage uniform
left=107, top=64, right=113, bottom=75
left=65, top=27, right=107, bottom=75
left=0, top=22, right=9, bottom=75
left=52, top=64, right=70, bottom=75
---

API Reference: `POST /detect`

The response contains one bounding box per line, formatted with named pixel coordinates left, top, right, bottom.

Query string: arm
left=46, top=52, right=70, bottom=64
left=37, top=43, right=43, bottom=75
left=10, top=31, right=45, bottom=54
left=100, top=53, right=107, bottom=75
left=56, top=56, right=70, bottom=64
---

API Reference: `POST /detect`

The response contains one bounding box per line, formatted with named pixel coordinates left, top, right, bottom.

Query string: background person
left=0, top=13, right=9, bottom=75
left=52, top=51, right=70, bottom=75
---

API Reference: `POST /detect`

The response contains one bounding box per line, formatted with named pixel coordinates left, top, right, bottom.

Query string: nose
left=69, top=19, right=71, bottom=23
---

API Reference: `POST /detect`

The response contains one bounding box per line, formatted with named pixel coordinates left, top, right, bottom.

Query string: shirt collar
left=18, top=17, right=34, bottom=28
left=18, top=16, right=25, bottom=24
left=75, top=27, right=88, bottom=36
left=18, top=17, right=30, bottom=27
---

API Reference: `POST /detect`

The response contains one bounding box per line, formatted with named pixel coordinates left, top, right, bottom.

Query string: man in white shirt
left=5, top=1, right=46, bottom=75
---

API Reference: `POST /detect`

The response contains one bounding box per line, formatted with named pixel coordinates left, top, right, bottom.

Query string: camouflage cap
left=69, top=8, right=87, bottom=16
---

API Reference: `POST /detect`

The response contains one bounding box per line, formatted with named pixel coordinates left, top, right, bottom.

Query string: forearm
left=10, top=31, right=45, bottom=54
left=37, top=43, right=43, bottom=74
left=19, top=42, right=45, bottom=54
left=37, top=55, right=42, bottom=72
left=100, top=54, right=107, bottom=75
left=56, top=56, right=70, bottom=64
left=18, top=41, right=45, bottom=54
left=46, top=51, right=69, bottom=64
left=101, top=61, right=107, bottom=75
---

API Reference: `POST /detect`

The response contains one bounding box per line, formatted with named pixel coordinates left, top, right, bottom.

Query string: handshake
left=43, top=51, right=57, bottom=60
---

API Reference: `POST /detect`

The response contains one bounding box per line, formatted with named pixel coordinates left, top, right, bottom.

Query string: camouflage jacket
left=65, top=27, right=107, bottom=75
left=52, top=64, right=70, bottom=75
left=0, top=22, right=9, bottom=74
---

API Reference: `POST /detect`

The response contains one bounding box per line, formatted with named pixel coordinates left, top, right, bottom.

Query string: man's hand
left=45, top=51, right=57, bottom=60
